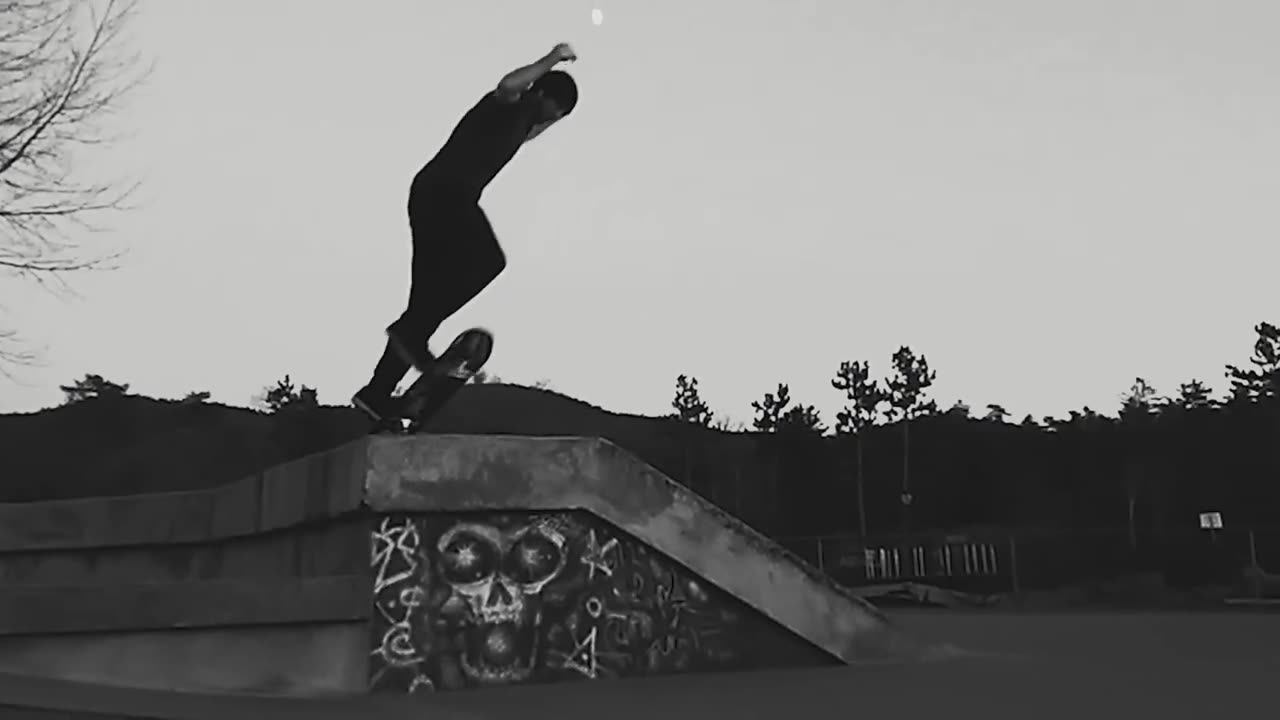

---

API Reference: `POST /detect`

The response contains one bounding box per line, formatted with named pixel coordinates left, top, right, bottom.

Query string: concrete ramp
left=363, top=435, right=910, bottom=685
left=0, top=435, right=923, bottom=696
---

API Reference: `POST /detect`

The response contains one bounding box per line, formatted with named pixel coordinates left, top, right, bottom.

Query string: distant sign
left=1199, top=512, right=1223, bottom=530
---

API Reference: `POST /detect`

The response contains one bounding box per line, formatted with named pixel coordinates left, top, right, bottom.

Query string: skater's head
left=532, top=70, right=578, bottom=115
left=525, top=70, right=577, bottom=141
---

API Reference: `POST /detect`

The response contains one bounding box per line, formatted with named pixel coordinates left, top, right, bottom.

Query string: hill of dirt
left=0, top=384, right=732, bottom=504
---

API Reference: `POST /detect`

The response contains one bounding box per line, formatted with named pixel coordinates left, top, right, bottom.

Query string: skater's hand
left=548, top=43, right=577, bottom=64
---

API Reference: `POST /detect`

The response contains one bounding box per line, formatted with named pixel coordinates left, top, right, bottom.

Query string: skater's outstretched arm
left=494, top=43, right=576, bottom=102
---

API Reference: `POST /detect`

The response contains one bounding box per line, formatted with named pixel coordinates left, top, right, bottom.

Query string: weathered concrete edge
left=360, top=434, right=925, bottom=665
left=591, top=440, right=931, bottom=664
left=0, top=439, right=372, bottom=552
left=0, top=574, right=373, bottom=635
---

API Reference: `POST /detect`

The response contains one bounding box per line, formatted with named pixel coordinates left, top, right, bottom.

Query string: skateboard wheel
left=451, top=328, right=493, bottom=367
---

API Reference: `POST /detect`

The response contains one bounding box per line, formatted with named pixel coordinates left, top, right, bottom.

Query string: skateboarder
left=352, top=43, right=579, bottom=422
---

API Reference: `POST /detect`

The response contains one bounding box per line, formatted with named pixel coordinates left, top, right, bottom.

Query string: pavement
left=1, top=633, right=1273, bottom=720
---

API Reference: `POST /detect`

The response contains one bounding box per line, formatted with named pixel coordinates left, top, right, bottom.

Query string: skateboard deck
left=394, top=327, right=493, bottom=433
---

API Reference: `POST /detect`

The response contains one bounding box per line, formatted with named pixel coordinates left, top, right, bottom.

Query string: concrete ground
left=1, top=610, right=1275, bottom=720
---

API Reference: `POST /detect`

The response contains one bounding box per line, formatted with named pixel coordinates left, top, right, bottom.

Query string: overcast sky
left=3, top=0, right=1277, bottom=425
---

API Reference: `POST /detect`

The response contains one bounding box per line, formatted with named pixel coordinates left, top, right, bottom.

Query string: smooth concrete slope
left=362, top=434, right=924, bottom=665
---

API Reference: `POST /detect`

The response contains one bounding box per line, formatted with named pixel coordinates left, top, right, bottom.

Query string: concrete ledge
left=0, top=432, right=926, bottom=692
left=0, top=442, right=369, bottom=552
left=0, top=515, right=372, bottom=589
left=361, top=434, right=914, bottom=664
left=0, top=575, right=371, bottom=635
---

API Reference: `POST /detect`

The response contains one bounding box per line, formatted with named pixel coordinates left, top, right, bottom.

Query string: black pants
left=366, top=179, right=506, bottom=395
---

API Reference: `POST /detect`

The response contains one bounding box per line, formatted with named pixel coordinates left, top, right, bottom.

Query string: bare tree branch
left=0, top=0, right=147, bottom=369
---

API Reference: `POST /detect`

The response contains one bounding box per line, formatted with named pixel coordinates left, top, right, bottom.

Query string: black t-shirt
left=418, top=91, right=542, bottom=197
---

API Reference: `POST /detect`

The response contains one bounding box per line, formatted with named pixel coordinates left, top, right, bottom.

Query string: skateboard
left=391, top=327, right=493, bottom=434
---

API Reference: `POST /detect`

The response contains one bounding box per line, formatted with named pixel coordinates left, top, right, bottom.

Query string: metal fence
left=778, top=527, right=1280, bottom=600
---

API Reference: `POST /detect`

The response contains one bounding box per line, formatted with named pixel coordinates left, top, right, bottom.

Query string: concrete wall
left=0, top=441, right=372, bottom=630
left=0, top=622, right=369, bottom=696
left=0, top=440, right=376, bottom=695
left=368, top=511, right=833, bottom=692
left=362, top=435, right=920, bottom=666
left=0, top=433, right=925, bottom=698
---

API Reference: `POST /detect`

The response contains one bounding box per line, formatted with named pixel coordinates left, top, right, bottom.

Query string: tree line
left=669, top=321, right=1280, bottom=543
left=52, top=321, right=1279, bottom=544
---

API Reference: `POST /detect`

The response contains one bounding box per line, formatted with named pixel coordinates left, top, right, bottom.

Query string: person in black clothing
left=353, top=43, right=579, bottom=422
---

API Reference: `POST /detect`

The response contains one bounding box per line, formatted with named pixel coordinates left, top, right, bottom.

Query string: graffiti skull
left=436, top=519, right=567, bottom=684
